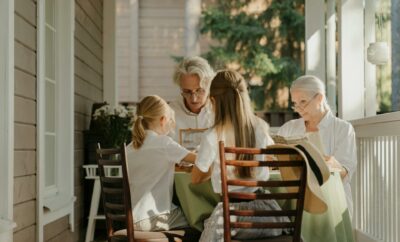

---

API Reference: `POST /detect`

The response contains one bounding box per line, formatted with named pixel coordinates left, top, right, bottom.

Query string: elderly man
left=169, top=56, right=215, bottom=142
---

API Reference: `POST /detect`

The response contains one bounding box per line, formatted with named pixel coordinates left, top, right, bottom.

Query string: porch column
left=392, top=0, right=400, bottom=111
left=184, top=0, right=201, bottom=56
left=326, top=0, right=337, bottom=113
left=337, top=0, right=365, bottom=120
left=103, top=0, right=118, bottom=105
left=305, top=0, right=326, bottom=81
left=364, top=0, right=378, bottom=117
left=115, top=0, right=139, bottom=103
left=129, top=0, right=139, bottom=102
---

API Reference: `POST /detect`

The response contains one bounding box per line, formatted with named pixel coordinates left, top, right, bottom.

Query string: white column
left=364, top=0, right=378, bottom=117
left=104, top=0, right=118, bottom=105
left=129, top=0, right=139, bottom=102
left=58, top=0, right=75, bottom=231
left=326, top=0, right=337, bottom=114
left=305, top=0, right=326, bottom=81
left=0, top=0, right=15, bottom=241
left=37, top=1, right=45, bottom=241
left=184, top=0, right=201, bottom=56
left=116, top=0, right=139, bottom=103
left=337, top=0, right=365, bottom=120
left=392, top=0, right=400, bottom=110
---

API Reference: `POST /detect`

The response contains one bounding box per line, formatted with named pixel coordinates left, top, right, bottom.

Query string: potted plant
left=367, top=6, right=389, bottom=65
left=91, top=104, right=135, bottom=149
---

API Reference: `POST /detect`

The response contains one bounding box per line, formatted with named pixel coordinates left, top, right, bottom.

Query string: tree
left=201, top=0, right=305, bottom=111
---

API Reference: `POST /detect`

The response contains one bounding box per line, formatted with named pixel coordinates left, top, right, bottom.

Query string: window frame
left=0, top=0, right=16, bottom=240
left=37, top=0, right=75, bottom=240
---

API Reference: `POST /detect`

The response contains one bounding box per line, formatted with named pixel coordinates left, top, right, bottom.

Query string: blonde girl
left=126, top=95, right=195, bottom=231
left=192, top=70, right=289, bottom=241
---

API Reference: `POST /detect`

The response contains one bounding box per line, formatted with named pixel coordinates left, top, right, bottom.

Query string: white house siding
left=13, top=0, right=103, bottom=241
left=116, top=0, right=218, bottom=103
left=55, top=0, right=103, bottom=241
left=13, top=0, right=38, bottom=241
left=138, top=0, right=185, bottom=102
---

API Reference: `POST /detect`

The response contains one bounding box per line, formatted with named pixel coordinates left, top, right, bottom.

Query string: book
left=271, top=133, right=325, bottom=156
left=271, top=134, right=333, bottom=177
left=271, top=134, right=310, bottom=145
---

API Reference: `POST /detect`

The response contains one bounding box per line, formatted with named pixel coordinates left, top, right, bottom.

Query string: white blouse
left=195, top=118, right=274, bottom=194
left=168, top=98, right=214, bottom=142
left=277, top=111, right=357, bottom=216
left=126, top=130, right=189, bottom=222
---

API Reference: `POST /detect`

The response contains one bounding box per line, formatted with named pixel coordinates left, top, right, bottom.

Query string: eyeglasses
left=180, top=88, right=206, bottom=99
left=291, top=94, right=318, bottom=111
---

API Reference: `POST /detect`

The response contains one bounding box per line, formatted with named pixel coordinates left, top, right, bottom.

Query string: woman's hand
left=324, top=155, right=348, bottom=179
left=175, top=152, right=196, bottom=173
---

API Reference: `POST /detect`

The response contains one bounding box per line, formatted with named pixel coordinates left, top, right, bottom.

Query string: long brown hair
left=210, top=70, right=257, bottom=177
left=131, top=95, right=173, bottom=149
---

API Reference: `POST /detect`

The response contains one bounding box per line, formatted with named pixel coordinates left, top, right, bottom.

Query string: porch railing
left=351, top=112, right=400, bottom=242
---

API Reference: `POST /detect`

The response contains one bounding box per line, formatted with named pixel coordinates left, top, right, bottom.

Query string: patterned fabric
left=199, top=198, right=291, bottom=242
left=134, top=208, right=189, bottom=232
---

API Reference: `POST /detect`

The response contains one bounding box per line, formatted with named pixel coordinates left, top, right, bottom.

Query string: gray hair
left=173, top=56, right=215, bottom=91
left=290, top=75, right=330, bottom=111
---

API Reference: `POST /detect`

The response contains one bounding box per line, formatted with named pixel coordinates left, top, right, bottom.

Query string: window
left=44, top=0, right=57, bottom=197
left=37, top=0, right=75, bottom=236
left=0, top=0, right=15, bottom=240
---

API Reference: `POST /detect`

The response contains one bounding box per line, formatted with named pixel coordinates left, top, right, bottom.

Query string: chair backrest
left=96, top=143, right=134, bottom=242
left=218, top=141, right=307, bottom=242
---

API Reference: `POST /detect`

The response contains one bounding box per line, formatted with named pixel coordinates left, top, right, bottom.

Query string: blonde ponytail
left=131, top=95, right=172, bottom=149
left=132, top=116, right=146, bottom=149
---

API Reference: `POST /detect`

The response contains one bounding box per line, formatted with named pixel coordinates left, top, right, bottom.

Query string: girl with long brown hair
left=192, top=70, right=289, bottom=241
left=192, top=70, right=272, bottom=188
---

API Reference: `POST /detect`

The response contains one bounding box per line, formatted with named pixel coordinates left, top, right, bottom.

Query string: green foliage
left=375, top=0, right=394, bottom=113
left=201, top=0, right=305, bottom=111
left=377, top=65, right=392, bottom=113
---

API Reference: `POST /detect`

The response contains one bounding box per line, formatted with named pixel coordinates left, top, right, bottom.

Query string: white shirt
left=169, top=98, right=214, bottom=142
left=126, top=130, right=189, bottom=222
left=195, top=118, right=274, bottom=194
left=277, top=111, right=357, bottom=216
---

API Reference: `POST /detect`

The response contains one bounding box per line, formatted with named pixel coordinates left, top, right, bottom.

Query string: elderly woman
left=169, top=56, right=215, bottom=142
left=277, top=75, right=357, bottom=216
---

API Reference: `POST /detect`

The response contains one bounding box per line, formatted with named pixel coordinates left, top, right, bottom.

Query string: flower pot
left=367, top=42, right=389, bottom=65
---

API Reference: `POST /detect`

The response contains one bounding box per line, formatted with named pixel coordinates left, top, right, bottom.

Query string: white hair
left=290, top=75, right=330, bottom=111
left=173, top=56, right=215, bottom=91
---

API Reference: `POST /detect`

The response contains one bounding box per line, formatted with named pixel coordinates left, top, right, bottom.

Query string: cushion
left=113, top=228, right=200, bottom=241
